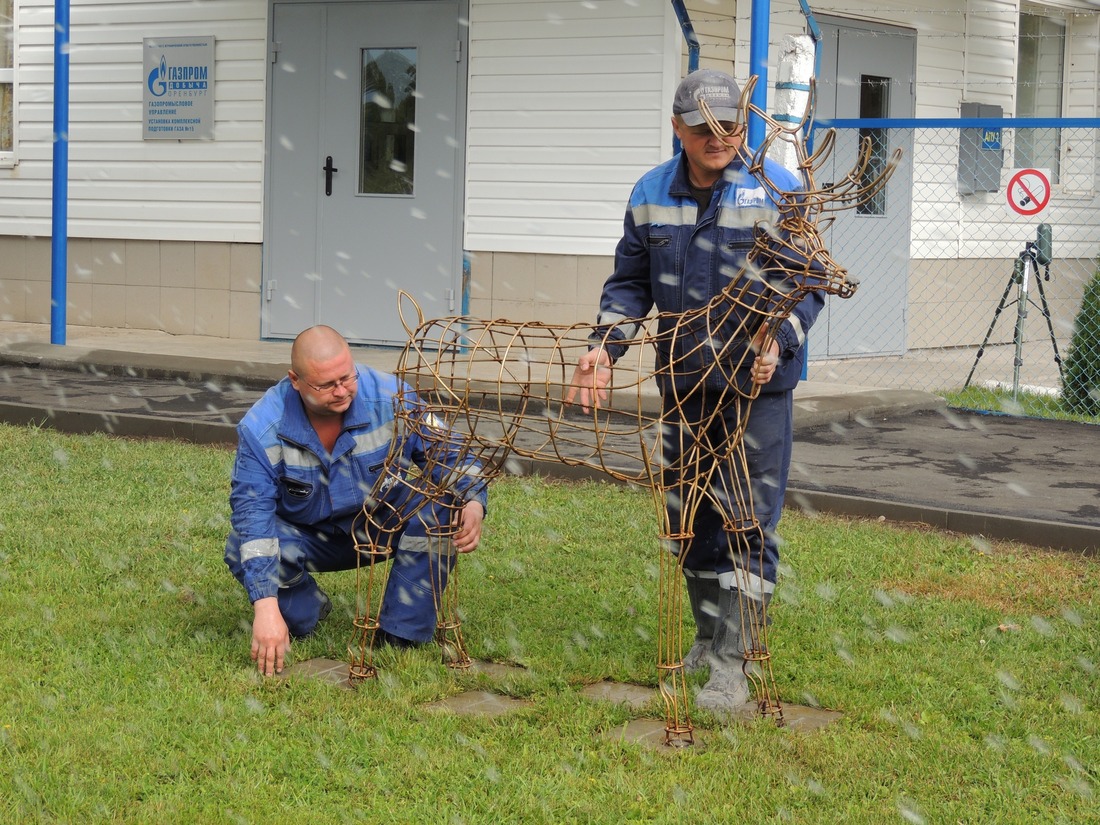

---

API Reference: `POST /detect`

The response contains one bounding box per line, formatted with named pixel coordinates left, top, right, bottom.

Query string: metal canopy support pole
left=748, top=0, right=770, bottom=148
left=50, top=0, right=71, bottom=345
left=669, top=0, right=700, bottom=74
left=670, top=0, right=701, bottom=156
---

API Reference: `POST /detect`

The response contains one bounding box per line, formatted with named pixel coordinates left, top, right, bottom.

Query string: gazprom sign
left=143, top=36, right=215, bottom=140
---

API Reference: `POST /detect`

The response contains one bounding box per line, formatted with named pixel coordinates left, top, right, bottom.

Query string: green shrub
left=1061, top=266, right=1100, bottom=416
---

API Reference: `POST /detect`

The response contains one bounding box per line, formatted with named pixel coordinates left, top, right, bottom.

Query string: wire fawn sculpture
left=348, top=77, right=900, bottom=746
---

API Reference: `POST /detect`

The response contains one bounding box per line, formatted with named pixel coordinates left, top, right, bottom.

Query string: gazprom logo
left=148, top=56, right=167, bottom=97
left=736, top=186, right=766, bottom=208
left=147, top=55, right=209, bottom=96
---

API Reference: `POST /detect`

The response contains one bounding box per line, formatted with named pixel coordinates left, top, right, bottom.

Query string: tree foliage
left=1062, top=265, right=1100, bottom=416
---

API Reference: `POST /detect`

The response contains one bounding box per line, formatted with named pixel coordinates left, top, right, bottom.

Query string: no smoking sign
left=1007, top=168, right=1051, bottom=216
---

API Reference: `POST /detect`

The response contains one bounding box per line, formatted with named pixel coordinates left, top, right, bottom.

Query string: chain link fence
left=805, top=121, right=1100, bottom=422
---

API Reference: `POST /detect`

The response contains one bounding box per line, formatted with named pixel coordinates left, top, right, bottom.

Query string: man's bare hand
left=564, top=349, right=612, bottom=413
left=251, top=597, right=291, bottom=677
left=453, top=500, right=485, bottom=553
left=750, top=339, right=780, bottom=385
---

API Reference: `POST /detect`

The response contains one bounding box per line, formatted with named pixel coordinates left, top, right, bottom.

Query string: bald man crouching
left=224, top=325, right=488, bottom=676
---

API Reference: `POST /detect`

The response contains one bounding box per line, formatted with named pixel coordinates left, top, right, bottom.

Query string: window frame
left=0, top=0, right=17, bottom=167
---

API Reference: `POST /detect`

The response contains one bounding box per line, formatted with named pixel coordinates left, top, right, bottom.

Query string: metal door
left=811, top=18, right=915, bottom=358
left=264, top=1, right=465, bottom=344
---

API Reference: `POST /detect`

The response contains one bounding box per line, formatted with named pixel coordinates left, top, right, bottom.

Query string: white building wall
left=464, top=0, right=680, bottom=257
left=3, top=0, right=267, bottom=242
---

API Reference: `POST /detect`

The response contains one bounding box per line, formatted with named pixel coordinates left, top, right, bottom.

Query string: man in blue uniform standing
left=225, top=325, right=488, bottom=677
left=568, top=69, right=823, bottom=715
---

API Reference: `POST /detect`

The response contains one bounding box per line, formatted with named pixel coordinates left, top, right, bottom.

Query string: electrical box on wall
left=958, top=102, right=1004, bottom=195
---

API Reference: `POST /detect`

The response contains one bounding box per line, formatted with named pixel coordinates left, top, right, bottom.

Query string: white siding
left=2, top=0, right=267, bottom=242
left=464, top=0, right=679, bottom=256
left=685, top=0, right=735, bottom=74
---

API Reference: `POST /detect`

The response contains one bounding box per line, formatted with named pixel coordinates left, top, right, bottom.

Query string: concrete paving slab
left=781, top=705, right=844, bottom=731
left=423, top=690, right=534, bottom=717
left=601, top=701, right=842, bottom=750
left=580, top=681, right=656, bottom=711
left=602, top=719, right=692, bottom=750
left=279, top=657, right=355, bottom=690
left=698, top=701, right=842, bottom=731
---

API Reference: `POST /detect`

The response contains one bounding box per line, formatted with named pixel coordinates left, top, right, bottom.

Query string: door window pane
left=857, top=74, right=889, bottom=216
left=1, top=0, right=13, bottom=152
left=1016, top=13, right=1063, bottom=182
left=360, top=47, right=416, bottom=195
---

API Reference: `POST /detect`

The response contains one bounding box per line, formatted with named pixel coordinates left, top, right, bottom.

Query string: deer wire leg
left=726, top=528, right=784, bottom=724
left=656, top=527, right=695, bottom=747
left=348, top=536, right=393, bottom=682
left=736, top=576, right=783, bottom=722
left=427, top=518, right=471, bottom=669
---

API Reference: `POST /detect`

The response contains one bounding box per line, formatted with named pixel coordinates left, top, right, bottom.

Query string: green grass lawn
left=1, top=424, right=1097, bottom=823
left=945, top=385, right=1100, bottom=424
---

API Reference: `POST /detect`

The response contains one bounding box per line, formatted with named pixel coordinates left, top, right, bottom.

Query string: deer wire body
left=348, top=78, right=900, bottom=747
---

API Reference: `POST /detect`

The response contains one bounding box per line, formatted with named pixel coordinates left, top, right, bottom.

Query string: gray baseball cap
left=673, top=69, right=742, bottom=127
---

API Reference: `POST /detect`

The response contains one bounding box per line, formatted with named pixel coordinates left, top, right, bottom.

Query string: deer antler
left=811, top=136, right=901, bottom=214
left=722, top=76, right=901, bottom=218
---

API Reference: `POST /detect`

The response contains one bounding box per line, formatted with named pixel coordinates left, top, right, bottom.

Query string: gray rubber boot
left=694, top=587, right=761, bottom=714
left=682, top=572, right=721, bottom=674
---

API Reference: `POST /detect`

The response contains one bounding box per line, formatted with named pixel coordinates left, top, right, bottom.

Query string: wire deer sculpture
left=348, top=77, right=900, bottom=747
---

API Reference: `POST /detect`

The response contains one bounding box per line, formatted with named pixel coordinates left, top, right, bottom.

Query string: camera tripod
left=964, top=228, right=1063, bottom=399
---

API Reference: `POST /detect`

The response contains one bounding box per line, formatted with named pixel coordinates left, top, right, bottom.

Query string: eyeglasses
left=301, top=372, right=358, bottom=394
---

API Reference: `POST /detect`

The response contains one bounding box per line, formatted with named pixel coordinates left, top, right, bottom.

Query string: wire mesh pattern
left=806, top=123, right=1100, bottom=420
left=348, top=79, right=900, bottom=746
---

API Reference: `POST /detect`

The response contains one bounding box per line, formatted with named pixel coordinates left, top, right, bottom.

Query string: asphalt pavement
left=0, top=328, right=1095, bottom=554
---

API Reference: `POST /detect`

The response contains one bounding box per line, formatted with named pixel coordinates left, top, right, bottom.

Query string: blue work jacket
left=229, top=365, right=488, bottom=602
left=596, top=151, right=825, bottom=395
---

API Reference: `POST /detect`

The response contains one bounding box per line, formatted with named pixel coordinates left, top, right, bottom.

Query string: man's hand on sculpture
left=453, top=500, right=485, bottom=553
left=750, top=339, right=780, bottom=385
left=251, top=597, right=291, bottom=677
left=565, top=348, right=612, bottom=413
left=749, top=324, right=780, bottom=386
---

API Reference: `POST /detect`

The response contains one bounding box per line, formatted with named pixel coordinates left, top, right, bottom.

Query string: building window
left=1016, top=11, right=1064, bottom=181
left=1, top=0, right=13, bottom=156
left=360, top=47, right=417, bottom=196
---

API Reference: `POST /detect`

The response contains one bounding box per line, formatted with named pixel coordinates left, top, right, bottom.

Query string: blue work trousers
left=225, top=492, right=455, bottom=642
left=663, top=390, right=793, bottom=598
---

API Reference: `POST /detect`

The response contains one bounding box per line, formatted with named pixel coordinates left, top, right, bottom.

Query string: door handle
left=323, top=155, right=338, bottom=196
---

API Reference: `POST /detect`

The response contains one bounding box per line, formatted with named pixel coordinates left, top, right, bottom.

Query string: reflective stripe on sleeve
left=786, top=314, right=806, bottom=347
left=595, top=312, right=640, bottom=342
left=240, top=537, right=279, bottom=562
